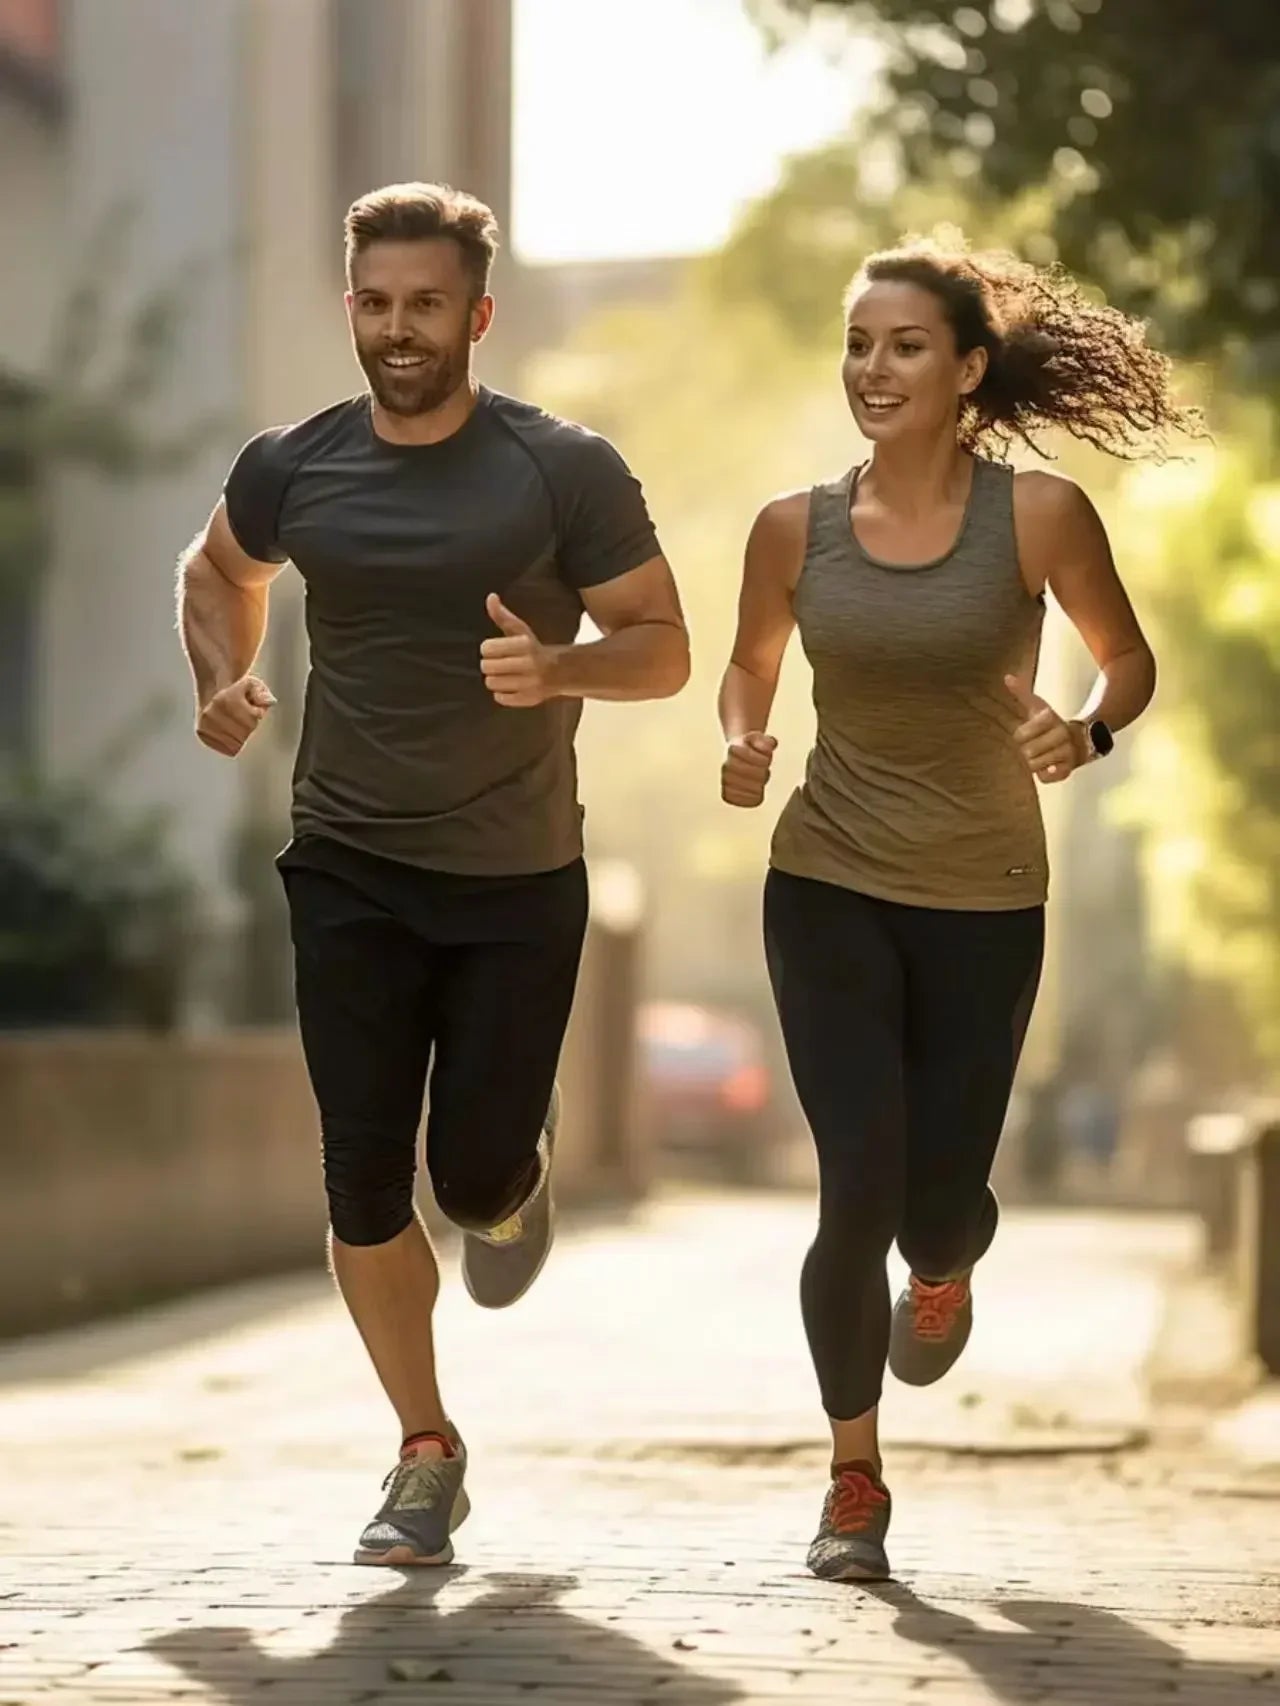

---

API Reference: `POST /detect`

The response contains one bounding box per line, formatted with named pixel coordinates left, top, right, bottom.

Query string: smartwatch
left=1077, top=718, right=1114, bottom=761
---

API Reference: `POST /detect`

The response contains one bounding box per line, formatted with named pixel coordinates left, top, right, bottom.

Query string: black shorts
left=278, top=836, right=589, bottom=1242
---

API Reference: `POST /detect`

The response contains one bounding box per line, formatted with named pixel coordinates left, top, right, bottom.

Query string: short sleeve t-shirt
left=221, top=387, right=661, bottom=876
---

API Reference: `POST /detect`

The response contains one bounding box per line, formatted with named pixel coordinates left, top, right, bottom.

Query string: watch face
left=1089, top=719, right=1115, bottom=756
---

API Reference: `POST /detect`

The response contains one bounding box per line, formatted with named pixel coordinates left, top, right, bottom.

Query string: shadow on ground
left=866, top=1583, right=1278, bottom=1704
left=145, top=1569, right=744, bottom=1705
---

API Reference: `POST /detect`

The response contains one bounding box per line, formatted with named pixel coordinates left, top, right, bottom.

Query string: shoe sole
left=352, top=1486, right=471, bottom=1567
left=808, top=1553, right=892, bottom=1583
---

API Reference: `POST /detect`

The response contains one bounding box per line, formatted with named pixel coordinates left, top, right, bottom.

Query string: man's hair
left=344, top=182, right=500, bottom=296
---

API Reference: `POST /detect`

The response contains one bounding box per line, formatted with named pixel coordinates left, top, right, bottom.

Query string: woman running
left=718, top=238, right=1198, bottom=1581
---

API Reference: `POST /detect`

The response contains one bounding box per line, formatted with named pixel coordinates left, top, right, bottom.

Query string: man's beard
left=357, top=335, right=469, bottom=418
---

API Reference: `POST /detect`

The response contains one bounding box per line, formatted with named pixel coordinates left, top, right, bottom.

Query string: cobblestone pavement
left=2, top=1192, right=1277, bottom=1704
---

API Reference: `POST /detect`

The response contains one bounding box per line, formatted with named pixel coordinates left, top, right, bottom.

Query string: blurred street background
left=1, top=1, right=1278, bottom=1701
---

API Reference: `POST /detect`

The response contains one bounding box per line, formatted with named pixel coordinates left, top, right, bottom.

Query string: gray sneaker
left=354, top=1436, right=470, bottom=1566
left=888, top=1270, right=974, bottom=1386
left=461, top=1082, right=559, bottom=1310
left=806, top=1461, right=893, bottom=1582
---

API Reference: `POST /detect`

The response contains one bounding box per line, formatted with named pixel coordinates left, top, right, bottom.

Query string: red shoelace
left=908, top=1274, right=970, bottom=1341
left=829, top=1466, right=889, bottom=1534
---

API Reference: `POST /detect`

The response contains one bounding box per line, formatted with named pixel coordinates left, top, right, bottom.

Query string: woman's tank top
left=770, top=457, right=1048, bottom=910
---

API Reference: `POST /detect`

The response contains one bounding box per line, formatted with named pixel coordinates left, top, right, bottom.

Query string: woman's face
left=842, top=279, right=987, bottom=445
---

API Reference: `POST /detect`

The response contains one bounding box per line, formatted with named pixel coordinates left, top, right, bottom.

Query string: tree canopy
left=756, top=1, right=1280, bottom=362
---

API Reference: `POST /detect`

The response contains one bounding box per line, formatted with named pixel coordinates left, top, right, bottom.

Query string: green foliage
left=1109, top=410, right=1280, bottom=1064
left=0, top=695, right=194, bottom=1028
left=755, top=1, right=1280, bottom=360
left=707, top=132, right=1068, bottom=350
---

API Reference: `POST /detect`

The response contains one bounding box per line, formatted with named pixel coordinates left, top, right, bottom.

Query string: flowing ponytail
left=847, top=238, right=1202, bottom=460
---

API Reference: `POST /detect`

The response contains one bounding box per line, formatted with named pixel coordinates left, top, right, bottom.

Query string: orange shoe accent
left=907, top=1274, right=971, bottom=1341
left=828, top=1464, right=890, bottom=1534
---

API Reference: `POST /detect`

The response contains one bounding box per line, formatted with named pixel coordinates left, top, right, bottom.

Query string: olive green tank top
left=771, top=457, right=1048, bottom=910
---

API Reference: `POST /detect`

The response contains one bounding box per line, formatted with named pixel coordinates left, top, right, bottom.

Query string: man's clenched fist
left=196, top=675, right=276, bottom=757
left=721, top=731, right=777, bottom=808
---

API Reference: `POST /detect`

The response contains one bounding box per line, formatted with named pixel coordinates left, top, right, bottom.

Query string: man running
left=176, top=182, right=688, bottom=1565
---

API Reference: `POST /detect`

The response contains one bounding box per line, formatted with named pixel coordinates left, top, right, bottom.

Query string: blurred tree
left=707, top=131, right=1066, bottom=349
left=0, top=218, right=221, bottom=604
left=753, top=1, right=1280, bottom=366
left=1109, top=411, right=1280, bottom=1068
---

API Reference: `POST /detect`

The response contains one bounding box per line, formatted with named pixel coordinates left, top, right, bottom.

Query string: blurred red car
left=636, top=1000, right=776, bottom=1181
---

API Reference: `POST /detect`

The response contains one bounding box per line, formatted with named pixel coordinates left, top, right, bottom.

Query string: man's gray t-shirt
left=222, top=387, right=661, bottom=876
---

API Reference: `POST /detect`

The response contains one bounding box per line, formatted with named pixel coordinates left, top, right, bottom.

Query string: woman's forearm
left=719, top=659, right=779, bottom=742
left=1073, top=644, right=1156, bottom=736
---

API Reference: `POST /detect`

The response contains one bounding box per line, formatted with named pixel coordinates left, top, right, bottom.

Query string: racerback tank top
left=770, top=457, right=1048, bottom=910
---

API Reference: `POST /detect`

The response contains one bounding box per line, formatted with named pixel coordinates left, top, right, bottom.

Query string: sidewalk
left=2, top=1191, right=1278, bottom=1704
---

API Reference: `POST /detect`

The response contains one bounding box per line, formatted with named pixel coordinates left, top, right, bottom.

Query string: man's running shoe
left=461, top=1082, right=560, bottom=1310
left=354, top=1434, right=470, bottom=1566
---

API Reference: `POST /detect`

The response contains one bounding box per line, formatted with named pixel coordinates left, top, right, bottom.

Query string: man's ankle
left=400, top=1428, right=456, bottom=1460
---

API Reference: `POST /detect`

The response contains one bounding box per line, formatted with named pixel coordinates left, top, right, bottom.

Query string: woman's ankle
left=830, top=1405, right=882, bottom=1478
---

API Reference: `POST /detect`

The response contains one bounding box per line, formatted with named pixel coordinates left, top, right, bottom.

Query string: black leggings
left=282, top=848, right=588, bottom=1247
left=764, top=869, right=1044, bottom=1421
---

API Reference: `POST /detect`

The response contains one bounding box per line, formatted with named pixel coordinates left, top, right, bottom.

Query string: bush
left=0, top=763, right=192, bottom=1030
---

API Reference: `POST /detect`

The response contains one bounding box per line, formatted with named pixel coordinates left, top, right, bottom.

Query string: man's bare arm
left=479, top=555, right=690, bottom=709
left=177, top=501, right=284, bottom=756
left=560, top=555, right=689, bottom=701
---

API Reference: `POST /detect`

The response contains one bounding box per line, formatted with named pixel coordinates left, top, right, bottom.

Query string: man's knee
left=322, top=1122, right=416, bottom=1247
left=433, top=1158, right=538, bottom=1234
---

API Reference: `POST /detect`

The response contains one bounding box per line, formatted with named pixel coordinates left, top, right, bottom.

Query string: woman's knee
left=809, top=1191, right=898, bottom=1279
left=899, top=1188, right=998, bottom=1280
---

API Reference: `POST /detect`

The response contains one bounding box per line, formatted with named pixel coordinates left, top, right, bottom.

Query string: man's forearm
left=549, top=621, right=689, bottom=703
left=177, top=544, right=269, bottom=708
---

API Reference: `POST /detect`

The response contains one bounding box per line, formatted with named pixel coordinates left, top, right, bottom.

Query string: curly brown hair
left=846, top=238, right=1203, bottom=461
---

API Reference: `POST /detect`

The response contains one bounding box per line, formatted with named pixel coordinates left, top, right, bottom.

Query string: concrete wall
left=1, top=1029, right=322, bottom=1337
left=0, top=907, right=646, bottom=1340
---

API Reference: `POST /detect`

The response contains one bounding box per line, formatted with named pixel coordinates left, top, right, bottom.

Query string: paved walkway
left=2, top=1192, right=1278, bottom=1704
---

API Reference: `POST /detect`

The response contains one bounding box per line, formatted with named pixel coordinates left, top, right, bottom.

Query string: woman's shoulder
left=744, top=489, right=813, bottom=591
left=752, top=468, right=851, bottom=540
left=754, top=487, right=812, bottom=537
left=1011, top=466, right=1093, bottom=523
left=1011, top=469, right=1108, bottom=592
